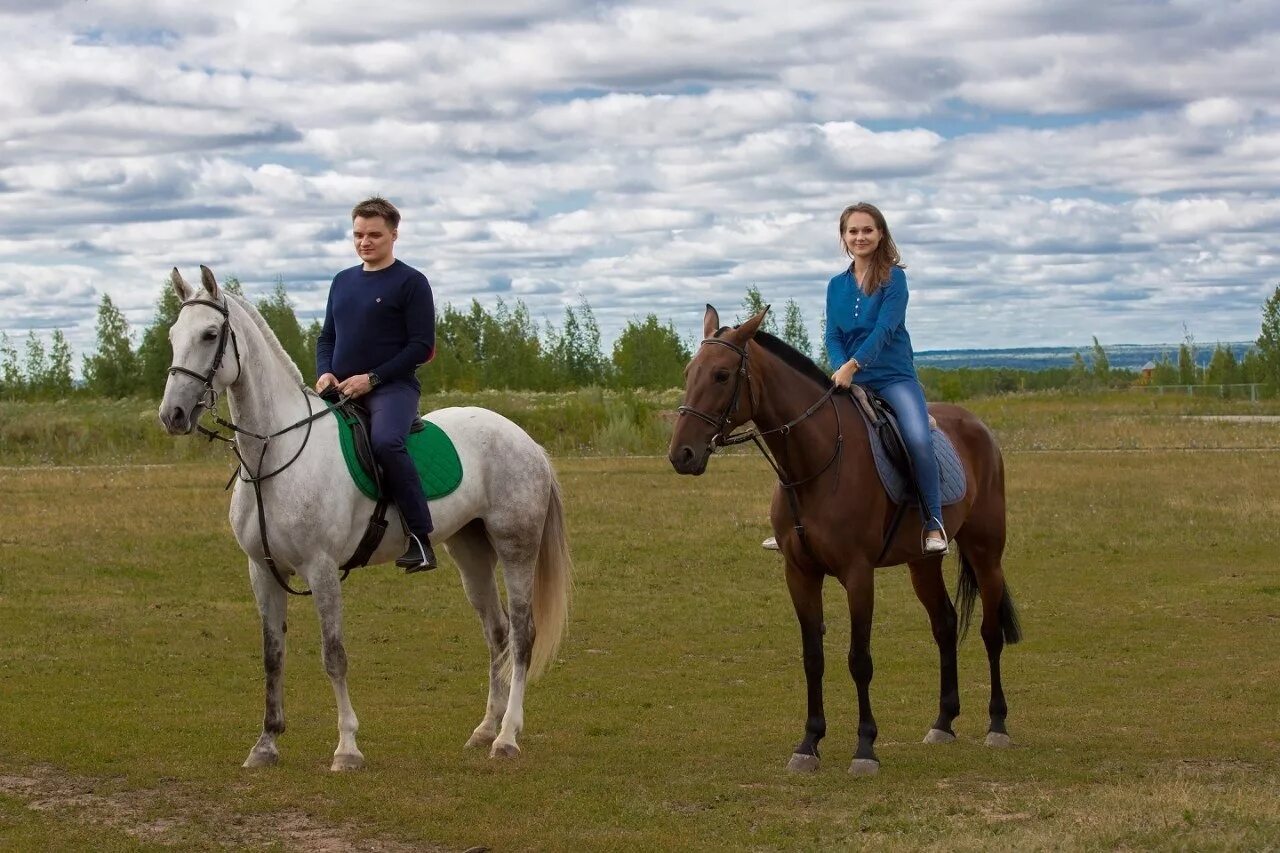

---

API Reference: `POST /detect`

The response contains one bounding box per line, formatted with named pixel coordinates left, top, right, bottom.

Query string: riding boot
left=396, top=532, right=438, bottom=573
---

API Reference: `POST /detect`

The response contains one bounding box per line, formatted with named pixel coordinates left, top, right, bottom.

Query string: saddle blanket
left=859, top=408, right=967, bottom=507
left=326, top=402, right=463, bottom=501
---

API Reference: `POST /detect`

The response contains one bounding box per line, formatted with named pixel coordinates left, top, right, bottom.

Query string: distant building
left=1139, top=360, right=1156, bottom=384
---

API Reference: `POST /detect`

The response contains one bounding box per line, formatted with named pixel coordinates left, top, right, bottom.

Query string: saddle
left=847, top=385, right=967, bottom=509
left=321, top=390, right=427, bottom=494
left=318, top=389, right=461, bottom=572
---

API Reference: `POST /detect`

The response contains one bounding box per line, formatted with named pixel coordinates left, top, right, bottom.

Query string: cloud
left=2, top=1, right=1279, bottom=370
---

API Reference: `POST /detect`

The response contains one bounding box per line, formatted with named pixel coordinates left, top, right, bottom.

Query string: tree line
left=5, top=279, right=1280, bottom=401
left=0, top=280, right=811, bottom=400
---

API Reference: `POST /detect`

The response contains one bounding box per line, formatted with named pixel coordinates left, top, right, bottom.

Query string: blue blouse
left=824, top=265, right=919, bottom=389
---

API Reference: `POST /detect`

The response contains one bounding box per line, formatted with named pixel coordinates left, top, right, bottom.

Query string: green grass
left=2, top=400, right=1280, bottom=850
left=0, top=387, right=685, bottom=465
left=5, top=387, right=1280, bottom=468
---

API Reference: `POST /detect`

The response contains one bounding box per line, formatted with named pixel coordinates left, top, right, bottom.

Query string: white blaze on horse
left=158, top=266, right=571, bottom=770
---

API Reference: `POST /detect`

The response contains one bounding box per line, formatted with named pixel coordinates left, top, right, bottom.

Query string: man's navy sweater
left=315, top=259, right=436, bottom=388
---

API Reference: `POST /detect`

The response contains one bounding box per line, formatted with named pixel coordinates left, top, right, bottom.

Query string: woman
left=763, top=202, right=946, bottom=554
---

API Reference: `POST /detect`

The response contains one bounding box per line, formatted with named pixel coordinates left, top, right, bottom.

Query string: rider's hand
left=315, top=373, right=338, bottom=393
left=831, top=359, right=859, bottom=388
left=337, top=373, right=374, bottom=398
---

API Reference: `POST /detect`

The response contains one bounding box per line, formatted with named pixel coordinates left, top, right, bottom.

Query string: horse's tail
left=527, top=466, right=573, bottom=680
left=955, top=552, right=1022, bottom=646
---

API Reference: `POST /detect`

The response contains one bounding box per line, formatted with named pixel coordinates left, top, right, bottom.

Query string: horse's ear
left=199, top=265, right=220, bottom=299
left=737, top=305, right=770, bottom=340
left=170, top=268, right=191, bottom=301
left=702, top=304, right=720, bottom=338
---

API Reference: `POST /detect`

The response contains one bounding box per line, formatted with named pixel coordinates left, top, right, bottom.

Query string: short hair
left=351, top=196, right=401, bottom=229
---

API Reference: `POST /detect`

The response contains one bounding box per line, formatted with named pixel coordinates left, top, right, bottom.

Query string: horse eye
left=714, top=370, right=731, bottom=383
left=202, top=330, right=218, bottom=341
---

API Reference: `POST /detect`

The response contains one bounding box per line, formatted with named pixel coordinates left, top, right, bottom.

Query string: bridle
left=167, top=296, right=242, bottom=413
left=167, top=294, right=349, bottom=597
left=676, top=337, right=756, bottom=447
left=677, top=334, right=845, bottom=553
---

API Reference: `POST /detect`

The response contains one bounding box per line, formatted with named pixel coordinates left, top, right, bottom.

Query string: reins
left=168, top=295, right=350, bottom=597
left=678, top=337, right=845, bottom=557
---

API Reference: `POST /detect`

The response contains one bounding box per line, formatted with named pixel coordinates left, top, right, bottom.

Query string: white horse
left=158, top=266, right=571, bottom=770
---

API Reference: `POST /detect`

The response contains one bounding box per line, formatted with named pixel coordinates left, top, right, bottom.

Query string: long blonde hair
left=838, top=202, right=904, bottom=295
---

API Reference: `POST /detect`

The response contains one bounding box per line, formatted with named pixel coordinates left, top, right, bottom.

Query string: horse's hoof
left=847, top=758, right=880, bottom=777
left=923, top=728, right=956, bottom=745
left=985, top=732, right=1013, bottom=749
left=786, top=753, right=820, bottom=773
left=465, top=730, right=497, bottom=749
left=330, top=752, right=365, bottom=772
left=489, top=741, right=521, bottom=760
left=242, top=749, right=278, bottom=769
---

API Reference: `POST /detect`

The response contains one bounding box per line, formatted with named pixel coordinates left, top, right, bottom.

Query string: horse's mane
left=224, top=291, right=305, bottom=385
left=717, top=326, right=833, bottom=391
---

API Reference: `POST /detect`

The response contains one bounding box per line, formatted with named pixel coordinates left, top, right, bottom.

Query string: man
left=315, top=196, right=438, bottom=572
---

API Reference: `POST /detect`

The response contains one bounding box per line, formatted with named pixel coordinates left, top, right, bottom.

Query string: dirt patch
left=0, top=763, right=464, bottom=851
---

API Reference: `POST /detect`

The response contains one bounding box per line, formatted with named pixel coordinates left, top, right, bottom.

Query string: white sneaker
left=762, top=536, right=779, bottom=550
left=924, top=534, right=948, bottom=555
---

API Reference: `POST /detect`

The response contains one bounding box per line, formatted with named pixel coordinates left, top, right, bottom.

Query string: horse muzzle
left=159, top=402, right=202, bottom=435
left=668, top=441, right=713, bottom=475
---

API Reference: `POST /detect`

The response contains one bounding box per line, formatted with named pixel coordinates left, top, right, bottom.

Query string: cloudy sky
left=2, top=0, right=1278, bottom=369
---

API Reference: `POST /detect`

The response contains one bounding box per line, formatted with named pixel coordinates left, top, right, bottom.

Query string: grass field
left=2, top=395, right=1279, bottom=850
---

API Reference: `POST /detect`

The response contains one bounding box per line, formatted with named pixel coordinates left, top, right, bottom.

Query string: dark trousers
left=365, top=383, right=433, bottom=539
left=866, top=379, right=944, bottom=532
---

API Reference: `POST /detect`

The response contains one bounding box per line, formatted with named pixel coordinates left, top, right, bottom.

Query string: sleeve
left=315, top=284, right=336, bottom=378
left=851, top=267, right=908, bottom=369
left=371, top=271, right=436, bottom=381
left=824, top=274, right=850, bottom=368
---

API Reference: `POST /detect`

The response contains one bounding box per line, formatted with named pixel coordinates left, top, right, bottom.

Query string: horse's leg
left=908, top=558, right=960, bottom=744
left=955, top=525, right=1019, bottom=749
left=444, top=520, right=511, bottom=750
left=488, top=530, right=539, bottom=760
left=844, top=565, right=880, bottom=776
left=244, top=560, right=287, bottom=768
left=784, top=563, right=825, bottom=773
left=307, top=565, right=364, bottom=771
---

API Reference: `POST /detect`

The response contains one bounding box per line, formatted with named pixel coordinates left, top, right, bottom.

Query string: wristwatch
left=367, top=372, right=381, bottom=388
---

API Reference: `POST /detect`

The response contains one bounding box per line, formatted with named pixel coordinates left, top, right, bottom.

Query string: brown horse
left=668, top=306, right=1021, bottom=776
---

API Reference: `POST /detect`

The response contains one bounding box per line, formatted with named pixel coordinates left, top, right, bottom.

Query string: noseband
left=167, top=297, right=242, bottom=412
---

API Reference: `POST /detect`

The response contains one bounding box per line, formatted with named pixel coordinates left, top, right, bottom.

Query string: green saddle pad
left=327, top=403, right=463, bottom=502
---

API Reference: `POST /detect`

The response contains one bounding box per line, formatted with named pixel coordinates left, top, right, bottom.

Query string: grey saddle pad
left=857, top=407, right=967, bottom=507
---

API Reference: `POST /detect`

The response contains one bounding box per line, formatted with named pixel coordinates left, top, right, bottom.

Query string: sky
left=2, top=0, right=1279, bottom=371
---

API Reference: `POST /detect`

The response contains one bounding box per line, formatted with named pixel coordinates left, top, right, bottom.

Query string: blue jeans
left=365, top=382, right=434, bottom=540
left=863, top=379, right=943, bottom=532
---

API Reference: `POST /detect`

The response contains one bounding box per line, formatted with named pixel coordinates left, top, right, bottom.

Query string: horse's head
left=668, top=304, right=769, bottom=475
left=159, top=266, right=240, bottom=435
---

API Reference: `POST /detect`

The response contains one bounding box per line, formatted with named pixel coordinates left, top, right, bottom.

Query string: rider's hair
left=351, top=196, right=401, bottom=230
left=838, top=202, right=904, bottom=295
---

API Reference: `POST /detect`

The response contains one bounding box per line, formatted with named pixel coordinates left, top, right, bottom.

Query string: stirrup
left=922, top=520, right=948, bottom=555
